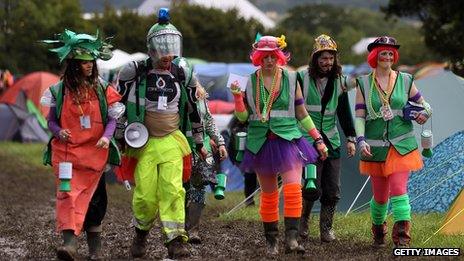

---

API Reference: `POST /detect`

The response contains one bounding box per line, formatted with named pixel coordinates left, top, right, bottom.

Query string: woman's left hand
left=96, top=137, right=110, bottom=149
left=415, top=113, right=428, bottom=125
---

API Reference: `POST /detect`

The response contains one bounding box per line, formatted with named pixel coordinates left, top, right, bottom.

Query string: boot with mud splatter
left=56, top=230, right=77, bottom=261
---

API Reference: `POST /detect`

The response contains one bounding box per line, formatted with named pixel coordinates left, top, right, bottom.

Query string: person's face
left=154, top=54, right=174, bottom=70
left=317, top=51, right=335, bottom=73
left=79, top=60, right=94, bottom=77
left=262, top=53, right=277, bottom=71
left=377, top=50, right=394, bottom=69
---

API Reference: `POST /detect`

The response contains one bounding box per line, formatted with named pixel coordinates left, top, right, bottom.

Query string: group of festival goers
left=40, top=7, right=432, bottom=260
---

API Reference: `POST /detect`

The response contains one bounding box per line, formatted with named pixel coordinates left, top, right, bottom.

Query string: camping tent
left=408, top=131, right=464, bottom=213
left=0, top=71, right=57, bottom=142
left=441, top=190, right=464, bottom=235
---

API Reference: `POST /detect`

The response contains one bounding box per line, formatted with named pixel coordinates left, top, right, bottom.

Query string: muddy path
left=0, top=151, right=403, bottom=261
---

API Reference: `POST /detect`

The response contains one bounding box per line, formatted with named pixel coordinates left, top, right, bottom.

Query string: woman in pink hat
left=230, top=35, right=328, bottom=255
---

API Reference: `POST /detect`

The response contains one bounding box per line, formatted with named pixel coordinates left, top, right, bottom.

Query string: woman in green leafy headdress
left=41, top=29, right=123, bottom=261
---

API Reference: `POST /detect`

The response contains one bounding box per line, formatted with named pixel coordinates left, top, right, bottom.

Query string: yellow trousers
left=132, top=130, right=191, bottom=243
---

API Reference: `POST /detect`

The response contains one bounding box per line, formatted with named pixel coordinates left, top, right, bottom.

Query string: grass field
left=1, top=142, right=463, bottom=259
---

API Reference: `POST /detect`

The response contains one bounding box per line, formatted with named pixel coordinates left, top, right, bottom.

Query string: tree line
left=0, top=0, right=461, bottom=76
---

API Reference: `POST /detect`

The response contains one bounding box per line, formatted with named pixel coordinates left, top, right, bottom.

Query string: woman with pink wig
left=354, top=36, right=432, bottom=248
left=230, top=35, right=328, bottom=255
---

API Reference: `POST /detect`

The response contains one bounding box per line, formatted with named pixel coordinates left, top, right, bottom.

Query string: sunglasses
left=375, top=36, right=397, bottom=45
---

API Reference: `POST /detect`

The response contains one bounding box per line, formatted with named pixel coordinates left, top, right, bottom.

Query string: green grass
left=209, top=191, right=464, bottom=249
left=2, top=142, right=464, bottom=249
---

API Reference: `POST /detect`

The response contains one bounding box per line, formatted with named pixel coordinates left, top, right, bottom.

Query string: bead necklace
left=255, top=68, right=279, bottom=122
left=367, top=70, right=394, bottom=119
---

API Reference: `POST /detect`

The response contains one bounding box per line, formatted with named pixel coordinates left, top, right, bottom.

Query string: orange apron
left=51, top=87, right=115, bottom=235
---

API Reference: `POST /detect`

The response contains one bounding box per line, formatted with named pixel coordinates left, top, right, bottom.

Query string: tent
left=194, top=63, right=256, bottom=101
left=441, top=190, right=464, bottom=235
left=408, top=131, right=464, bottom=213
left=97, top=49, right=148, bottom=82
left=0, top=71, right=57, bottom=142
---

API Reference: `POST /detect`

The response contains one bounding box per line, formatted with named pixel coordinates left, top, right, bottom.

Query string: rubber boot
left=284, top=218, right=305, bottom=254
left=130, top=227, right=149, bottom=258
left=166, top=236, right=190, bottom=259
left=263, top=222, right=279, bottom=255
left=86, top=232, right=103, bottom=260
left=56, top=230, right=77, bottom=261
left=299, top=200, right=314, bottom=239
left=392, top=221, right=411, bottom=248
left=319, top=203, right=336, bottom=243
left=186, top=202, right=204, bottom=244
left=371, top=222, right=387, bottom=248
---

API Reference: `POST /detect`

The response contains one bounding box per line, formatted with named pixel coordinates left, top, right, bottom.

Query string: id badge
left=80, top=115, right=91, bottom=129
left=157, top=96, right=168, bottom=111
left=380, top=105, right=394, bottom=121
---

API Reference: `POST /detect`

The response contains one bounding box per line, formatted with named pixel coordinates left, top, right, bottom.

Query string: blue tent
left=408, top=131, right=464, bottom=212
left=194, top=63, right=256, bottom=102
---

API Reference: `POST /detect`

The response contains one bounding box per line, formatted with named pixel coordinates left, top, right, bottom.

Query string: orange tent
left=0, top=71, right=59, bottom=117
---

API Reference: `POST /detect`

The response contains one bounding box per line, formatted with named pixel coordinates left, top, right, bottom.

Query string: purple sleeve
left=103, top=116, right=117, bottom=139
left=408, top=91, right=422, bottom=102
left=355, top=103, right=367, bottom=110
left=47, top=107, right=61, bottom=138
left=295, top=98, right=305, bottom=106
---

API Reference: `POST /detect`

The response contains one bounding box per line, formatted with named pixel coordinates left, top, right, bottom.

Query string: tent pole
left=345, top=176, right=370, bottom=217
left=423, top=207, right=464, bottom=244
left=225, top=179, right=283, bottom=216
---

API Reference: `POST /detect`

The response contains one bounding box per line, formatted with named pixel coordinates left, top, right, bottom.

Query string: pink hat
left=252, top=36, right=280, bottom=51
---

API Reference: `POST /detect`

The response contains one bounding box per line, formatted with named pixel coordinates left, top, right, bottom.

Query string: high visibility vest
left=43, top=80, right=121, bottom=166
left=245, top=69, right=302, bottom=154
left=357, top=72, right=417, bottom=162
left=124, top=57, right=194, bottom=147
left=299, top=70, right=345, bottom=150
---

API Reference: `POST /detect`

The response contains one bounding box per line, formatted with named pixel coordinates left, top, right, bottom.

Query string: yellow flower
left=277, top=35, right=287, bottom=49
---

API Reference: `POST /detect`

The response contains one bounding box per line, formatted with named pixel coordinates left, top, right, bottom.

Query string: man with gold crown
left=297, top=34, right=357, bottom=243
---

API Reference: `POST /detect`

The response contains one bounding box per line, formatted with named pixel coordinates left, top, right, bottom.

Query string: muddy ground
left=0, top=152, right=416, bottom=261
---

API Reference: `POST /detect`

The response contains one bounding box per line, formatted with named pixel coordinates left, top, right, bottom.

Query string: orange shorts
left=360, top=147, right=423, bottom=177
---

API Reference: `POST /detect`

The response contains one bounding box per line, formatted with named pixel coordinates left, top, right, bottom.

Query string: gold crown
left=312, top=34, right=337, bottom=56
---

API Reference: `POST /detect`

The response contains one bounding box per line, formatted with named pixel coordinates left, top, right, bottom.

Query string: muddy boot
left=320, top=203, right=336, bottom=243
left=56, top=230, right=77, bottom=261
left=130, top=227, right=149, bottom=258
left=186, top=202, right=204, bottom=244
left=166, top=236, right=190, bottom=259
left=86, top=231, right=103, bottom=260
left=392, top=221, right=411, bottom=248
left=263, top=222, right=279, bottom=255
left=284, top=218, right=305, bottom=254
left=299, top=200, right=314, bottom=239
left=371, top=222, right=387, bottom=248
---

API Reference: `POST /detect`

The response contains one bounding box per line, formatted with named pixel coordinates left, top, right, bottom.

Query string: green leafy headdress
left=42, top=29, right=113, bottom=63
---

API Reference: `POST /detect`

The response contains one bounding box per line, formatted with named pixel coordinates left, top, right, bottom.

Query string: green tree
left=0, top=0, right=86, bottom=74
left=383, top=0, right=464, bottom=75
left=277, top=4, right=438, bottom=67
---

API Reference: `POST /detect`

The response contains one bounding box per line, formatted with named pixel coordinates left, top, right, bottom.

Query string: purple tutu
left=240, top=136, right=319, bottom=175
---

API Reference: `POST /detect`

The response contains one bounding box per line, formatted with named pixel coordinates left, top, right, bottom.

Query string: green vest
left=245, top=69, right=302, bottom=154
left=298, top=70, right=345, bottom=154
left=43, top=80, right=121, bottom=166
left=357, top=72, right=418, bottom=162
left=125, top=57, right=194, bottom=148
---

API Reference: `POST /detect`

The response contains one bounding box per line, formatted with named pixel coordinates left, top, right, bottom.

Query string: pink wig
left=367, top=46, right=399, bottom=68
left=250, top=49, right=290, bottom=67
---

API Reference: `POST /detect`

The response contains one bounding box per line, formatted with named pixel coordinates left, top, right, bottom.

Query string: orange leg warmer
left=259, top=190, right=279, bottom=222
left=283, top=183, right=302, bottom=218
